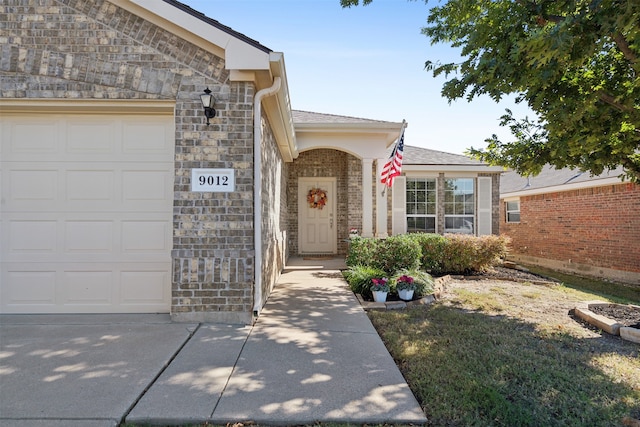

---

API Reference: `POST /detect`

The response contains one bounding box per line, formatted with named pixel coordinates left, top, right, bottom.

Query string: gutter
left=252, top=76, right=282, bottom=318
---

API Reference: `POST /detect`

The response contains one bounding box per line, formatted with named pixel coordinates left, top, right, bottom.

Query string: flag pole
left=381, top=119, right=407, bottom=197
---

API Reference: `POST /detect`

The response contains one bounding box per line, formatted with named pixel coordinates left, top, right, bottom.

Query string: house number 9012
left=199, top=175, right=228, bottom=186
left=191, top=168, right=235, bottom=192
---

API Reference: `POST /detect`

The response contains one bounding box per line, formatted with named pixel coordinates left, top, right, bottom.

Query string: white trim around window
left=444, top=178, right=475, bottom=234
left=505, top=198, right=521, bottom=223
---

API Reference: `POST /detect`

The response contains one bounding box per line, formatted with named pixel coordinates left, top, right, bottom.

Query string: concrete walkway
left=0, top=258, right=426, bottom=426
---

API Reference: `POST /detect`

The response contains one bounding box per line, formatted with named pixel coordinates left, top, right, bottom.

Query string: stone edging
left=357, top=275, right=451, bottom=311
left=572, top=301, right=640, bottom=344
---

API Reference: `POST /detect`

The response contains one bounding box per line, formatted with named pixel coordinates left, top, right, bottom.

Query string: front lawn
left=368, top=278, right=640, bottom=427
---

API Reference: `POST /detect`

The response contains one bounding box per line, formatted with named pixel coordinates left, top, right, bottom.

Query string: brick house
left=0, top=0, right=502, bottom=323
left=500, top=165, right=640, bottom=285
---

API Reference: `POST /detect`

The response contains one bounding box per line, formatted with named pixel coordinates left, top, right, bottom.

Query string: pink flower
left=370, top=277, right=389, bottom=292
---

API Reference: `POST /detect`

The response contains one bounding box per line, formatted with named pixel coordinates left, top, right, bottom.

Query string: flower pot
left=372, top=291, right=388, bottom=303
left=398, top=289, right=414, bottom=301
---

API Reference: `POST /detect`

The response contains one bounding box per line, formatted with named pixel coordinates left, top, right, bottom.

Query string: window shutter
left=392, top=176, right=407, bottom=235
left=477, top=176, right=492, bottom=235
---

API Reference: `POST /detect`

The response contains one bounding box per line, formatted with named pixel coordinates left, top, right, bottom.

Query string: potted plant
left=396, top=275, right=416, bottom=301
left=370, top=277, right=389, bottom=302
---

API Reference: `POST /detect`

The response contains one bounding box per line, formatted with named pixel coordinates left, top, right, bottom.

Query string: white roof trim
left=501, top=176, right=623, bottom=198
left=126, top=0, right=270, bottom=70
left=402, top=164, right=504, bottom=173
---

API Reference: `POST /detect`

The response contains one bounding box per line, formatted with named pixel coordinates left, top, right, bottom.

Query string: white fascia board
left=126, top=0, right=270, bottom=70
left=295, top=123, right=403, bottom=145
left=264, top=52, right=297, bottom=161
left=402, top=164, right=505, bottom=173
left=296, top=133, right=390, bottom=159
left=501, top=176, right=623, bottom=198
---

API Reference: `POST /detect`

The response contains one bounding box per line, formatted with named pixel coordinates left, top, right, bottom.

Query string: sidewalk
left=0, top=257, right=426, bottom=426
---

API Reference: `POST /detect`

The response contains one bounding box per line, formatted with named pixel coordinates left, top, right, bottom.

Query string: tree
left=341, top=0, right=640, bottom=182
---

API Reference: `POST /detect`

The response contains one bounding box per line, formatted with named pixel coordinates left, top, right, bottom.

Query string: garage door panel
left=122, top=169, right=173, bottom=202
left=63, top=271, right=114, bottom=305
left=8, top=120, right=60, bottom=155
left=10, top=169, right=58, bottom=202
left=64, top=221, right=114, bottom=252
left=1, top=113, right=174, bottom=314
left=66, top=170, right=114, bottom=201
left=5, top=163, right=173, bottom=212
left=122, top=221, right=171, bottom=253
left=1, top=263, right=169, bottom=313
left=122, top=120, right=174, bottom=155
left=67, top=120, right=116, bottom=154
left=5, top=214, right=171, bottom=263
left=2, top=270, right=57, bottom=306
left=9, top=220, right=57, bottom=253
left=121, top=270, right=170, bottom=306
left=4, top=116, right=173, bottom=162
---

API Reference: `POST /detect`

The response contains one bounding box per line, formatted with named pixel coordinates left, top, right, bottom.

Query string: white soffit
left=124, top=0, right=271, bottom=70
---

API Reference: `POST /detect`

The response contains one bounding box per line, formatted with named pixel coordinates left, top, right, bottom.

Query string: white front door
left=298, top=178, right=336, bottom=254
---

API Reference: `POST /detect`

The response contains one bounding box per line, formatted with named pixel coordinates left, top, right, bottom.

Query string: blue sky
left=182, top=0, right=531, bottom=154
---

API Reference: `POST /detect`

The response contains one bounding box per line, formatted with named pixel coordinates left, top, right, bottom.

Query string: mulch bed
left=590, top=304, right=640, bottom=328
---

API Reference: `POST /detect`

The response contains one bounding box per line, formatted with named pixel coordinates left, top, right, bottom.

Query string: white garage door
left=0, top=112, right=174, bottom=313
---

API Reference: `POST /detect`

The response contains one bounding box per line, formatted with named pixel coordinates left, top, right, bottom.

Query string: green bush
left=440, top=234, right=510, bottom=275
left=410, top=233, right=448, bottom=273
left=475, top=234, right=510, bottom=270
left=391, top=268, right=435, bottom=297
left=346, top=233, right=509, bottom=278
left=370, top=234, right=422, bottom=274
left=346, top=237, right=380, bottom=267
left=347, top=235, right=421, bottom=275
left=343, top=265, right=387, bottom=299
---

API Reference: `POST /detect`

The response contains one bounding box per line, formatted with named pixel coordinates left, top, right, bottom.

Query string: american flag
left=380, top=125, right=405, bottom=188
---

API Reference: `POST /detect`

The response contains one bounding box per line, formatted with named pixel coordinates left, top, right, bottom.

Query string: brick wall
left=501, top=182, right=640, bottom=284
left=2, top=0, right=260, bottom=322
left=259, top=111, right=288, bottom=311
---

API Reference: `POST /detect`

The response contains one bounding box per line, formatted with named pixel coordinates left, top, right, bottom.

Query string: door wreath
left=307, top=188, right=327, bottom=210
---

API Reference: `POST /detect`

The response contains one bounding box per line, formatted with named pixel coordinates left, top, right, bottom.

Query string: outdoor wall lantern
left=200, top=87, right=216, bottom=125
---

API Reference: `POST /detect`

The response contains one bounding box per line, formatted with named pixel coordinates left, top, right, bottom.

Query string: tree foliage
left=341, top=0, right=640, bottom=181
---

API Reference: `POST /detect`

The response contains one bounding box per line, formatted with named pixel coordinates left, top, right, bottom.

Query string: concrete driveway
left=0, top=258, right=426, bottom=426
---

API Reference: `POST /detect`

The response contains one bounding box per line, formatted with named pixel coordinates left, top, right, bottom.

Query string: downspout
left=253, top=76, right=282, bottom=318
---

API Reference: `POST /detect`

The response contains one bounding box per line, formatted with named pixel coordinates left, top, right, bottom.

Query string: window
left=505, top=200, right=520, bottom=223
left=406, top=178, right=436, bottom=233
left=444, top=178, right=474, bottom=234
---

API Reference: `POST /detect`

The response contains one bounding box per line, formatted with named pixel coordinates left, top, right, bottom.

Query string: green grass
left=524, top=265, right=640, bottom=304
left=368, top=281, right=640, bottom=427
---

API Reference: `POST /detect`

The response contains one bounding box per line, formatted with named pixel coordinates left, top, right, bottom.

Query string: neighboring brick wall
left=2, top=0, right=258, bottom=323
left=288, top=149, right=360, bottom=255
left=501, top=182, right=640, bottom=284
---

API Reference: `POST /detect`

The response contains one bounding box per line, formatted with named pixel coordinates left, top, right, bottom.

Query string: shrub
left=343, top=265, right=387, bottom=299
left=440, top=234, right=510, bottom=274
left=370, top=234, right=421, bottom=274
left=346, top=233, right=509, bottom=278
left=440, top=234, right=477, bottom=274
left=391, top=268, right=435, bottom=297
left=411, top=233, right=448, bottom=273
left=475, top=234, right=511, bottom=270
left=346, top=237, right=380, bottom=267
